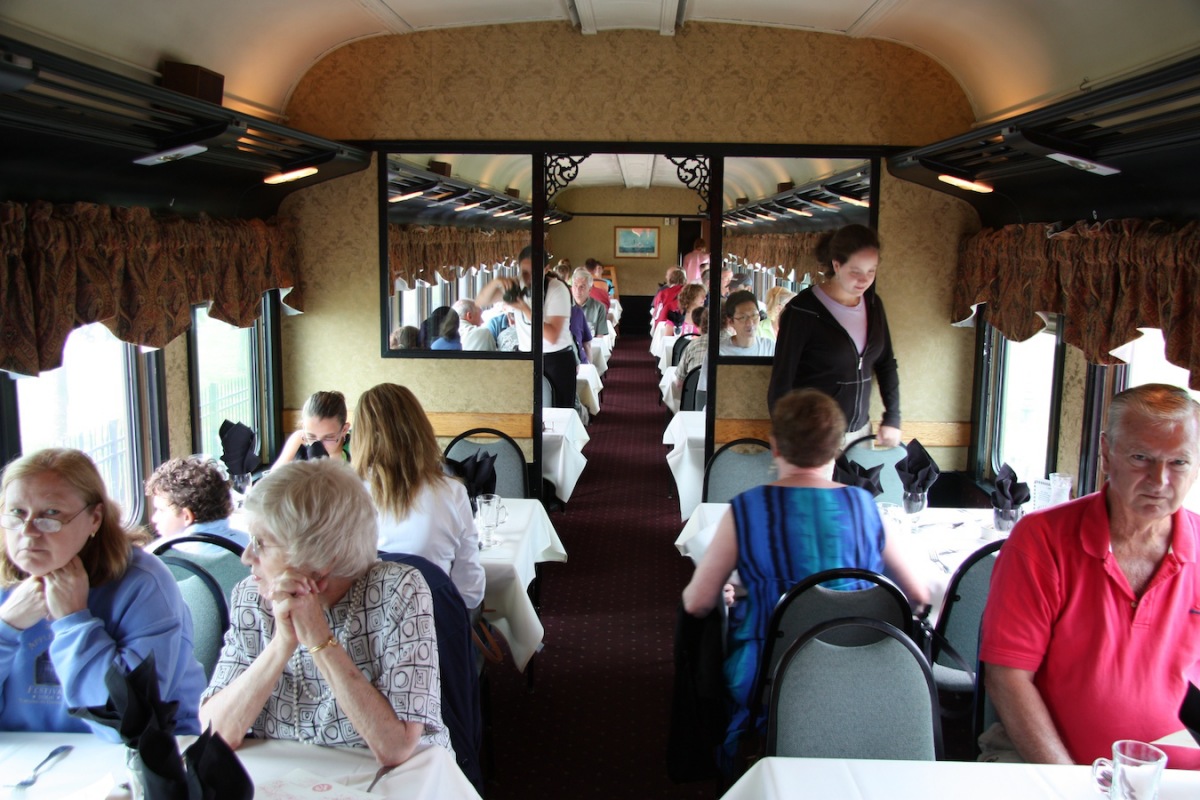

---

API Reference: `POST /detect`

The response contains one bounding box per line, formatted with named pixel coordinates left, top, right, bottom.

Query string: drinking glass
left=877, top=502, right=906, bottom=535
left=1092, top=740, right=1166, bottom=800
left=476, top=493, right=508, bottom=549
left=993, top=505, right=1023, bottom=532
left=1049, top=473, right=1073, bottom=507
left=902, top=491, right=927, bottom=524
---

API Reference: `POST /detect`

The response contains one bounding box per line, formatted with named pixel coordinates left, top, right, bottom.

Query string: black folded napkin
left=298, top=439, right=329, bottom=461
left=218, top=420, right=261, bottom=476
left=832, top=454, right=884, bottom=498
left=991, top=463, right=1031, bottom=510
left=444, top=449, right=498, bottom=512
left=894, top=438, right=940, bottom=494
left=183, top=727, right=253, bottom=800
left=69, top=652, right=178, bottom=748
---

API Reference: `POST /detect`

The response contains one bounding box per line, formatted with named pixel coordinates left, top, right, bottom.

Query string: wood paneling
left=283, top=410, right=534, bottom=439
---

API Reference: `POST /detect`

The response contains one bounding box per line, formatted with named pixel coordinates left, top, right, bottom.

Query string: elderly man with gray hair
left=570, top=268, right=608, bottom=339
left=980, top=383, right=1200, bottom=769
left=451, top=298, right=496, bottom=351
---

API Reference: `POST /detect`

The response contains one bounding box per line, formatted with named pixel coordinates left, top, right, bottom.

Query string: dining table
left=542, top=406, right=589, bottom=502
left=588, top=337, right=610, bottom=378
left=478, top=497, right=568, bottom=671
left=663, top=410, right=707, bottom=520
left=720, top=756, right=1200, bottom=800
left=676, top=502, right=1002, bottom=622
left=576, top=362, right=603, bottom=416
left=609, top=298, right=622, bottom=326
left=658, top=365, right=682, bottom=414
left=656, top=334, right=680, bottom=373
left=0, top=732, right=480, bottom=800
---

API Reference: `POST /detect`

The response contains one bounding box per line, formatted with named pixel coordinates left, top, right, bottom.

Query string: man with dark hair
left=980, top=383, right=1200, bottom=769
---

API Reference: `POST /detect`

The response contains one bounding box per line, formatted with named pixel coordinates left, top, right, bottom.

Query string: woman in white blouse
left=351, top=383, right=485, bottom=610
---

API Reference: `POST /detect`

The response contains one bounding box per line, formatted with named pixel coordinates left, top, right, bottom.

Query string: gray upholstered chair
left=444, top=427, right=529, bottom=499
left=153, top=533, right=249, bottom=608
left=671, top=333, right=697, bottom=367
left=843, top=434, right=907, bottom=505
left=160, top=556, right=229, bottom=682
left=930, top=539, right=1004, bottom=694
left=701, top=438, right=773, bottom=503
left=541, top=376, right=555, bottom=408
left=679, top=366, right=705, bottom=412
left=766, top=617, right=942, bottom=760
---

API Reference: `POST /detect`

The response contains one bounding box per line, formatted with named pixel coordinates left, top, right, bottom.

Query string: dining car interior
left=2, top=0, right=1200, bottom=797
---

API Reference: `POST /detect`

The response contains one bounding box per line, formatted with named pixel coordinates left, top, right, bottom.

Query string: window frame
left=187, top=303, right=264, bottom=460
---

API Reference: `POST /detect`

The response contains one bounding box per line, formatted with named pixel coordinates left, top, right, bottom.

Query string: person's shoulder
left=114, top=548, right=182, bottom=603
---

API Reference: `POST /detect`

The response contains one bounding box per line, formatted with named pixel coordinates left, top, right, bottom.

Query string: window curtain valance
left=955, top=218, right=1200, bottom=389
left=0, top=200, right=301, bottom=377
left=388, top=225, right=532, bottom=288
left=722, top=231, right=826, bottom=277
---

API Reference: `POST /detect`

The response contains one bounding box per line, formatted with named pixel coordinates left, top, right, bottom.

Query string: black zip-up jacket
left=766, top=287, right=900, bottom=432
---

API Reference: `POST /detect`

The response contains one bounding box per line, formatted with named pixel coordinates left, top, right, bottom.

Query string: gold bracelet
left=305, top=636, right=339, bottom=654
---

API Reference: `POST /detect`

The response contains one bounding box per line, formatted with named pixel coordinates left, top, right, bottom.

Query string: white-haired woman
left=199, top=459, right=450, bottom=766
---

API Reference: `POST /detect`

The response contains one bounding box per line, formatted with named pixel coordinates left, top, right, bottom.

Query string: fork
left=8, top=744, right=72, bottom=788
left=927, top=548, right=951, bottom=574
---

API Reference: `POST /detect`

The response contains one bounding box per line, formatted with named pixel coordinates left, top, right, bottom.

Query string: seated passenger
left=653, top=268, right=688, bottom=329
left=0, top=448, right=206, bottom=737
left=146, top=455, right=248, bottom=550
left=757, top=286, right=795, bottom=341
left=351, top=383, right=484, bottom=610
left=452, top=299, right=497, bottom=352
left=418, top=306, right=452, bottom=349
left=431, top=309, right=463, bottom=351
left=677, top=284, right=706, bottom=335
left=572, top=267, right=609, bottom=339
left=585, top=258, right=612, bottom=308
left=389, top=325, right=419, bottom=350
left=272, top=390, right=350, bottom=467
left=200, top=458, right=451, bottom=763
left=719, top=291, right=776, bottom=356
left=980, top=383, right=1200, bottom=769
left=674, top=307, right=709, bottom=394
left=682, top=389, right=928, bottom=767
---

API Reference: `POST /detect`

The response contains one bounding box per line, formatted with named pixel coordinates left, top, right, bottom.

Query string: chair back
left=680, top=367, right=706, bottom=411
left=152, top=534, right=249, bottom=608
left=160, top=556, right=229, bottom=681
left=933, top=540, right=1003, bottom=672
left=671, top=334, right=697, bottom=367
left=766, top=617, right=941, bottom=761
left=843, top=434, right=907, bottom=505
left=444, top=428, right=529, bottom=499
left=702, top=438, right=772, bottom=503
left=541, top=376, right=556, bottom=408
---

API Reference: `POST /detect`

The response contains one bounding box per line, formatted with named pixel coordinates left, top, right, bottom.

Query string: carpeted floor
left=484, top=336, right=716, bottom=799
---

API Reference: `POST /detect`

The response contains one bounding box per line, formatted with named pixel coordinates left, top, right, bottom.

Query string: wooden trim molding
left=714, top=418, right=971, bottom=448
left=283, top=410, right=533, bottom=439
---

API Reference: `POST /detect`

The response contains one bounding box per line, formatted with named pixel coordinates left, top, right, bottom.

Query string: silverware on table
left=915, top=521, right=963, bottom=531
left=927, top=548, right=951, bottom=574
left=368, top=763, right=398, bottom=792
left=8, top=744, right=73, bottom=789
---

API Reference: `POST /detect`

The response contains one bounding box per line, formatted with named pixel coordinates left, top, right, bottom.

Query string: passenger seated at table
left=145, top=455, right=249, bottom=549
left=351, top=383, right=484, bottom=611
left=451, top=299, right=497, bottom=352
left=0, top=449, right=206, bottom=738
left=431, top=309, right=463, bottom=351
left=273, top=390, right=350, bottom=467
left=585, top=258, right=612, bottom=308
left=388, top=325, right=419, bottom=350
left=682, top=389, right=928, bottom=769
left=677, top=284, right=706, bottom=335
left=653, top=268, right=688, bottom=329
left=418, top=305, right=452, bottom=349
left=572, top=267, right=609, bottom=339
left=719, top=290, right=776, bottom=357
left=200, top=458, right=452, bottom=763
left=757, top=286, right=795, bottom=341
left=674, top=307, right=710, bottom=394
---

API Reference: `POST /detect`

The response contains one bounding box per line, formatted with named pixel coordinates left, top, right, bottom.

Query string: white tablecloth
left=722, top=756, right=1200, bottom=800
left=589, top=338, right=610, bottom=378
left=0, top=733, right=479, bottom=800
left=542, top=407, right=589, bottom=502
left=649, top=320, right=674, bottom=356
left=609, top=298, right=622, bottom=326
left=663, top=410, right=707, bottom=520
left=676, top=502, right=1001, bottom=623
left=657, top=334, right=680, bottom=373
left=576, top=363, right=603, bottom=416
left=479, top=498, right=567, bottom=671
left=658, top=365, right=682, bottom=414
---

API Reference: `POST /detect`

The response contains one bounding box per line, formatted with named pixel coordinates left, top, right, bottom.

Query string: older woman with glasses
left=200, top=458, right=451, bottom=766
left=719, top=290, right=775, bottom=356
left=0, top=449, right=206, bottom=737
left=272, top=390, right=351, bottom=467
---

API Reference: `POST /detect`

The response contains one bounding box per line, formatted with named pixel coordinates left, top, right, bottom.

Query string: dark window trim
left=0, top=375, right=20, bottom=467
left=1078, top=363, right=1116, bottom=495
left=262, top=290, right=284, bottom=466
left=143, top=348, right=170, bottom=471
left=120, top=340, right=146, bottom=524
left=1044, top=317, right=1068, bottom=476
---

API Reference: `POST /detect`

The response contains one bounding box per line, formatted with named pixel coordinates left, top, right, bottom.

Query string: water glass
left=993, top=505, right=1023, bottom=532
left=1049, top=473, right=1073, bottom=506
left=877, top=502, right=906, bottom=534
left=476, top=493, right=508, bottom=548
left=1092, top=740, right=1166, bottom=800
left=902, top=491, right=927, bottom=523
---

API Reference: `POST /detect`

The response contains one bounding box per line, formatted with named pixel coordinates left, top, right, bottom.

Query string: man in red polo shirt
left=980, top=383, right=1200, bottom=769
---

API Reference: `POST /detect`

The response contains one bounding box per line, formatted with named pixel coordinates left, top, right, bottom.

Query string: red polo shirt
left=981, top=489, right=1200, bottom=768
left=589, top=284, right=611, bottom=309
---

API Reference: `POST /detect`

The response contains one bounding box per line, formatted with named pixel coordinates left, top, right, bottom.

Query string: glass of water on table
left=476, top=493, right=508, bottom=549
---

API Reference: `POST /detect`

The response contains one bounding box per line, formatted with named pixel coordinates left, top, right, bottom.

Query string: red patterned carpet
left=484, top=336, right=715, bottom=799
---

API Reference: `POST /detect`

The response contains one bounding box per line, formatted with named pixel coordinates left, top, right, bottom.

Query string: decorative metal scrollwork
left=544, top=154, right=591, bottom=203
left=666, top=155, right=711, bottom=213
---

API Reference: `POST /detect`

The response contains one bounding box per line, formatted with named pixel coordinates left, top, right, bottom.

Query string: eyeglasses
left=732, top=314, right=758, bottom=323
left=246, top=533, right=278, bottom=558
left=301, top=430, right=345, bottom=447
left=1, top=503, right=96, bottom=534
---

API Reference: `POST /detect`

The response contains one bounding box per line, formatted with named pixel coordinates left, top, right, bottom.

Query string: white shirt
left=375, top=478, right=485, bottom=609
left=514, top=278, right=574, bottom=353
left=460, top=321, right=497, bottom=351
left=719, top=336, right=776, bottom=357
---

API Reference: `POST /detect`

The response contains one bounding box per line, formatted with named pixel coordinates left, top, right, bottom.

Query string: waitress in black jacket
left=767, top=224, right=901, bottom=447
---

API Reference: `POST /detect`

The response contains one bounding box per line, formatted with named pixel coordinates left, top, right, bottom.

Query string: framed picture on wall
left=614, top=226, right=659, bottom=259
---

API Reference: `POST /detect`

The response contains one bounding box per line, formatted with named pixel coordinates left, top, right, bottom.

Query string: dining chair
left=160, top=556, right=229, bottom=682
left=929, top=539, right=1004, bottom=696
left=152, top=533, right=249, bottom=608
left=701, top=438, right=772, bottom=503
left=751, top=568, right=914, bottom=729
left=679, top=367, right=705, bottom=411
left=541, top=375, right=556, bottom=409
left=766, top=617, right=942, bottom=761
left=843, top=434, right=907, bottom=505
left=671, top=333, right=697, bottom=367
left=444, top=428, right=529, bottom=499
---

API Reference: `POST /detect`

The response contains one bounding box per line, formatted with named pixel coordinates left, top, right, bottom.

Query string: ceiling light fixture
left=835, top=193, right=870, bottom=207
left=936, top=174, right=994, bottom=193
left=263, top=166, right=319, bottom=185
left=785, top=206, right=813, bottom=217
left=492, top=207, right=516, bottom=217
left=1044, top=153, right=1121, bottom=176
left=389, top=188, right=425, bottom=203
left=454, top=199, right=483, bottom=212
left=133, top=143, right=208, bottom=166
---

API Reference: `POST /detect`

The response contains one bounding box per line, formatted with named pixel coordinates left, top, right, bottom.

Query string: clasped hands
left=0, top=556, right=90, bottom=629
left=268, top=570, right=333, bottom=651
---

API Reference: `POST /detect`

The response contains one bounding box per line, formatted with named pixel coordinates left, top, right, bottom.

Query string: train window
left=190, top=304, right=260, bottom=459
left=12, top=322, right=143, bottom=524
left=993, top=324, right=1061, bottom=482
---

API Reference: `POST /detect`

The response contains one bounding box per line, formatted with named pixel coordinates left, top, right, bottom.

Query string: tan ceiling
left=3, top=0, right=1198, bottom=127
